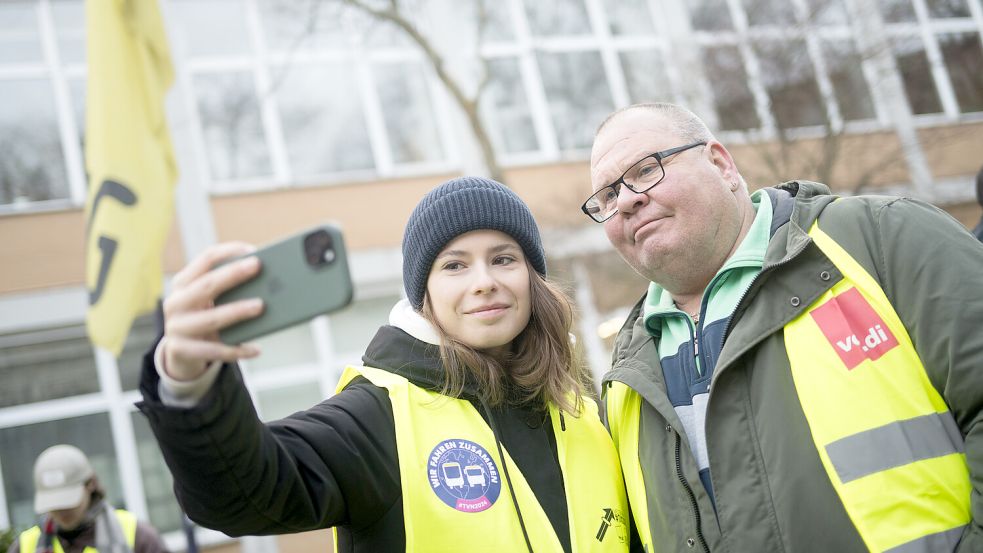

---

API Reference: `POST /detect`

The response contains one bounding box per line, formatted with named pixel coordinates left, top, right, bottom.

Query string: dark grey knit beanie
left=402, top=176, right=547, bottom=310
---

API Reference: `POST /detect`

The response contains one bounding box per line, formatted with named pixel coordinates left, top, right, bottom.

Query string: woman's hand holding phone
left=161, top=242, right=265, bottom=381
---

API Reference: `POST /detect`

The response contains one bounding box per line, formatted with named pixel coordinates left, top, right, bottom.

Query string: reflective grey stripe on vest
left=825, top=412, right=964, bottom=484
left=884, top=525, right=965, bottom=553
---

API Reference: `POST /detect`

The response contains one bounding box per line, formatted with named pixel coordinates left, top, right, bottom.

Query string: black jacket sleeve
left=135, top=341, right=401, bottom=537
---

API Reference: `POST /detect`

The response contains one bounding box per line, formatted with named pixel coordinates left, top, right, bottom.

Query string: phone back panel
left=216, top=225, right=354, bottom=344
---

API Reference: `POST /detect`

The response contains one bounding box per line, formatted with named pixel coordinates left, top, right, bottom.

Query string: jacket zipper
left=675, top=431, right=710, bottom=552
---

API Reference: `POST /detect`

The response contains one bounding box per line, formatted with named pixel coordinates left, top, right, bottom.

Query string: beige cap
left=33, top=445, right=94, bottom=514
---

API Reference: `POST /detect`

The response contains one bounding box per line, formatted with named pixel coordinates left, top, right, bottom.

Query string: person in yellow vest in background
left=585, top=102, right=983, bottom=553
left=8, top=445, right=168, bottom=553
left=136, top=176, right=638, bottom=552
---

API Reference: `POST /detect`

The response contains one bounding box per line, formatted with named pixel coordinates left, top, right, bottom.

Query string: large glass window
left=0, top=324, right=99, bottom=408
left=374, top=62, right=445, bottom=165
left=275, top=61, right=375, bottom=177
left=536, top=50, right=614, bottom=151
left=0, top=2, right=43, bottom=64
left=742, top=0, right=797, bottom=27
left=937, top=32, right=983, bottom=113
left=754, top=40, right=827, bottom=128
left=523, top=0, right=592, bottom=37
left=687, top=0, right=734, bottom=31
left=879, top=0, right=918, bottom=23
left=328, top=295, right=401, bottom=357
left=193, top=71, right=274, bottom=181
left=0, top=414, right=121, bottom=530
left=50, top=0, right=86, bottom=66
left=169, top=0, right=252, bottom=58
left=0, top=79, right=71, bottom=205
left=925, top=0, right=971, bottom=18
left=117, top=314, right=160, bottom=392
left=131, top=413, right=183, bottom=534
left=601, top=0, right=654, bottom=36
left=822, top=40, right=876, bottom=121
left=803, top=0, right=850, bottom=25
left=702, top=46, right=760, bottom=130
left=245, top=322, right=319, bottom=375
left=619, top=50, right=673, bottom=104
left=892, top=37, right=944, bottom=114
left=480, top=58, right=540, bottom=155
left=256, top=383, right=325, bottom=421
left=257, top=0, right=348, bottom=52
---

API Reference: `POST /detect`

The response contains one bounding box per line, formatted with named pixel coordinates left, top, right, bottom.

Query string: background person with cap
left=8, top=444, right=168, bottom=553
left=136, top=176, right=638, bottom=552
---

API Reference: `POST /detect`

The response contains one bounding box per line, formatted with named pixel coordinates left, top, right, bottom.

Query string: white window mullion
left=726, top=0, right=777, bottom=135
left=421, top=62, right=462, bottom=172
left=509, top=0, right=558, bottom=158
left=845, top=0, right=935, bottom=197
left=584, top=0, right=630, bottom=108
left=357, top=59, right=395, bottom=176
left=94, top=347, right=148, bottom=521
left=969, top=0, right=983, bottom=32
left=791, top=0, right=844, bottom=131
left=244, top=0, right=291, bottom=185
left=656, top=0, right=719, bottom=125
left=37, top=0, right=86, bottom=205
left=910, top=0, right=960, bottom=118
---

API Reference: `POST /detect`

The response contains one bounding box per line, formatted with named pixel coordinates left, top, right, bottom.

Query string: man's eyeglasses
left=581, top=141, right=707, bottom=223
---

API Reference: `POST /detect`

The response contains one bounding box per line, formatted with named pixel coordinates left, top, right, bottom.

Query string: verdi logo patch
left=809, top=287, right=899, bottom=370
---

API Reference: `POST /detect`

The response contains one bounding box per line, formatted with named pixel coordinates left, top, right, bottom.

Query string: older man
left=587, top=103, right=983, bottom=552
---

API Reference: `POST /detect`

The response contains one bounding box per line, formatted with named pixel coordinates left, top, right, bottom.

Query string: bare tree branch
left=340, top=0, right=506, bottom=183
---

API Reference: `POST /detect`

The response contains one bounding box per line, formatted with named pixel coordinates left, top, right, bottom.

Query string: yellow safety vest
left=19, top=509, right=138, bottom=553
left=606, top=223, right=971, bottom=553
left=605, top=382, right=655, bottom=551
left=783, top=223, right=969, bottom=552
left=334, top=365, right=630, bottom=552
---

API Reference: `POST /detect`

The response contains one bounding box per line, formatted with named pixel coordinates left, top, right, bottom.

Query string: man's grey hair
left=596, top=103, right=716, bottom=144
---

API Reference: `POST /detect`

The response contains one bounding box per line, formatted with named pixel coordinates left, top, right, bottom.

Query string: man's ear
left=707, top=142, right=739, bottom=183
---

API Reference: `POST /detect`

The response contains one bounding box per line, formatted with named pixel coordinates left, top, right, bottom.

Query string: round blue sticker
left=427, top=439, right=501, bottom=513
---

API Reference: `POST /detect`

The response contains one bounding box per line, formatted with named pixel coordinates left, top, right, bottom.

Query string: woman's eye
left=442, top=261, right=464, bottom=271
left=493, top=255, right=516, bottom=266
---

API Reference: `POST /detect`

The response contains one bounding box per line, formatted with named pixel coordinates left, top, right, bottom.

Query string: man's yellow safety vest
left=335, top=365, right=630, bottom=552
left=607, top=223, right=970, bottom=553
left=18, top=509, right=137, bottom=553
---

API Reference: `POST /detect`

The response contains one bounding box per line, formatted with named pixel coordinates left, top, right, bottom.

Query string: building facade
left=1, top=0, right=981, bottom=551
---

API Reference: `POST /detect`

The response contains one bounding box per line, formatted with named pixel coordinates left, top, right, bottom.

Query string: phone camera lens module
left=304, top=229, right=335, bottom=268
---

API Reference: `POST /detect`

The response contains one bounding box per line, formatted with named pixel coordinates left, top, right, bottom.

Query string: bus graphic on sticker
left=427, top=439, right=501, bottom=513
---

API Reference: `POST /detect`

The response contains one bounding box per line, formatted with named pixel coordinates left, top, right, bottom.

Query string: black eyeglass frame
left=581, top=141, right=707, bottom=223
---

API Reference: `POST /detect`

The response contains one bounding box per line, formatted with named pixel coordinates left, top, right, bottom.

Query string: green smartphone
left=215, top=224, right=354, bottom=344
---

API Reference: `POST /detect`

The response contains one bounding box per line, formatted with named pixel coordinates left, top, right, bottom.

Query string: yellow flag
left=85, top=0, right=177, bottom=356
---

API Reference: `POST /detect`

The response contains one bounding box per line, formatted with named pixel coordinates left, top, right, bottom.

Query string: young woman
left=138, top=176, right=633, bottom=552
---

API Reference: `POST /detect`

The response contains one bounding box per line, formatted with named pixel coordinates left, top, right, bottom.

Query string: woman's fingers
left=164, top=336, right=261, bottom=381
left=165, top=254, right=261, bottom=319
left=166, top=298, right=264, bottom=339
left=160, top=242, right=265, bottom=379
left=171, top=241, right=257, bottom=290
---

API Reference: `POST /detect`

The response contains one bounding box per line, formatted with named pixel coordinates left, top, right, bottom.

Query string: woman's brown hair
left=421, top=262, right=589, bottom=414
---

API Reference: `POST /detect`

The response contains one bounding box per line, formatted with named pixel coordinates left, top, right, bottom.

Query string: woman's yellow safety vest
left=606, top=223, right=970, bottom=553
left=18, top=509, right=137, bottom=553
left=335, top=365, right=630, bottom=552
left=783, top=223, right=969, bottom=552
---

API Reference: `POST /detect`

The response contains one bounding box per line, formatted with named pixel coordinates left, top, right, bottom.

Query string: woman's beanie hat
left=402, top=176, right=547, bottom=310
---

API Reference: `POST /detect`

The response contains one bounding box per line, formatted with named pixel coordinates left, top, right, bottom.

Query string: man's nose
left=616, top=181, right=649, bottom=215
